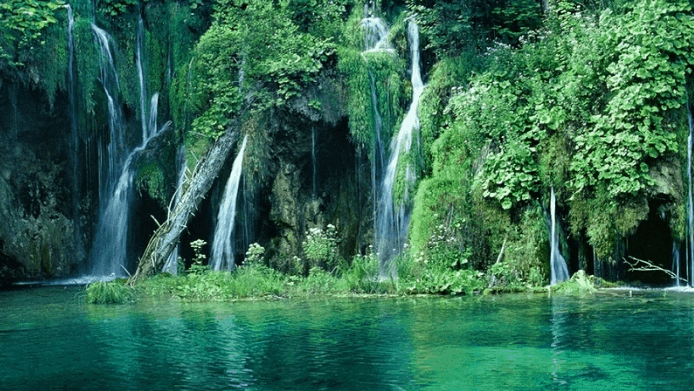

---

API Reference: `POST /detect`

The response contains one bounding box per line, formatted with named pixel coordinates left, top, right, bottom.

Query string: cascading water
left=163, top=146, right=187, bottom=275
left=91, top=24, right=124, bottom=202
left=375, top=20, right=424, bottom=278
left=90, top=122, right=167, bottom=277
left=89, top=23, right=165, bottom=277
left=66, top=4, right=82, bottom=259
left=137, top=16, right=151, bottom=142
left=361, top=17, right=392, bottom=53
left=369, top=73, right=386, bottom=245
left=359, top=16, right=389, bottom=262
left=211, top=136, right=248, bottom=271
left=688, top=103, right=694, bottom=286
left=312, top=126, right=317, bottom=199
left=550, top=188, right=569, bottom=285
left=672, top=241, right=681, bottom=287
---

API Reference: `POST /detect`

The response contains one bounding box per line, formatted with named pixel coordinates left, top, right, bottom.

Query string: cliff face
left=0, top=83, right=81, bottom=283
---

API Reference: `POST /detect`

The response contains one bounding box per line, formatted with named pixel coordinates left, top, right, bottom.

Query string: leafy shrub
left=188, top=239, right=209, bottom=275
left=406, top=269, right=485, bottom=296
left=302, top=224, right=339, bottom=270
left=244, top=242, right=265, bottom=266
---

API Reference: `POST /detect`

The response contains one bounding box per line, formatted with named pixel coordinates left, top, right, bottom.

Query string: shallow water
left=1, top=287, right=694, bottom=390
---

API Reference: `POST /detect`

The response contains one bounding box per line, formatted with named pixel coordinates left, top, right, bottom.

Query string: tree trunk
left=127, top=107, right=250, bottom=285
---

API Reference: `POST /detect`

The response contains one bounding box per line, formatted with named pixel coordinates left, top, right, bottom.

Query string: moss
left=33, top=19, right=69, bottom=108
left=136, top=162, right=166, bottom=205
left=184, top=131, right=212, bottom=172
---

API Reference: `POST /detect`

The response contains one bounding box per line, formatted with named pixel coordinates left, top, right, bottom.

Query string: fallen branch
left=624, top=256, right=687, bottom=283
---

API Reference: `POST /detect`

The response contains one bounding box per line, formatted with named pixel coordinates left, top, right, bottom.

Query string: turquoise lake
left=1, top=286, right=694, bottom=390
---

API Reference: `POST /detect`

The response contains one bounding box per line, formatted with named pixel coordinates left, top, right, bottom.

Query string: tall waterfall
left=89, top=23, right=164, bottom=277
left=312, top=126, right=317, bottom=199
left=91, top=24, right=124, bottom=202
left=360, top=16, right=389, bottom=265
left=137, top=16, right=151, bottom=142
left=375, top=20, right=423, bottom=278
left=211, top=136, right=248, bottom=271
left=163, top=146, right=187, bottom=275
left=66, top=5, right=83, bottom=260
left=550, top=188, right=569, bottom=285
left=687, top=103, right=694, bottom=286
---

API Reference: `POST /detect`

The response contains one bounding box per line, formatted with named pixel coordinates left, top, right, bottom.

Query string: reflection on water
left=2, top=288, right=694, bottom=390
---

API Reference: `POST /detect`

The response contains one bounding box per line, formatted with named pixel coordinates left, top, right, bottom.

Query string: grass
left=135, top=263, right=398, bottom=302
left=85, top=279, right=135, bottom=304
left=85, top=255, right=620, bottom=304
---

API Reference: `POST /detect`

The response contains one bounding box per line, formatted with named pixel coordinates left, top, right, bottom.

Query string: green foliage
left=302, top=224, right=339, bottom=270
left=244, top=242, right=265, bottom=266
left=188, top=239, right=209, bottom=275
left=339, top=252, right=382, bottom=293
left=135, top=162, right=166, bottom=205
left=489, top=205, right=549, bottom=290
left=188, top=0, right=339, bottom=139
left=406, top=268, right=485, bottom=296
left=99, top=0, right=137, bottom=17
left=551, top=270, right=598, bottom=295
left=86, top=279, right=134, bottom=304
left=415, top=0, right=694, bottom=269
left=407, top=0, right=543, bottom=59
left=0, top=0, right=65, bottom=71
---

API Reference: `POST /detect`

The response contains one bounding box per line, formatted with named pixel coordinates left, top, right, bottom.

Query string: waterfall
left=148, top=93, right=159, bottom=137
left=361, top=17, right=392, bottom=52
left=91, top=24, right=124, bottom=202
left=687, top=103, right=694, bottom=286
left=375, top=21, right=424, bottom=278
left=66, top=4, right=82, bottom=260
left=360, top=16, right=389, bottom=261
left=550, top=188, right=569, bottom=285
left=369, top=72, right=386, bottom=246
left=88, top=23, right=166, bottom=277
left=163, top=147, right=187, bottom=275
left=136, top=16, right=150, bottom=142
left=211, top=136, right=248, bottom=271
left=90, top=122, right=168, bottom=277
left=672, top=241, right=681, bottom=287
left=312, top=126, right=317, bottom=199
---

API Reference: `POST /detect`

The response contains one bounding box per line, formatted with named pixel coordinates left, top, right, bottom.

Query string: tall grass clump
left=340, top=252, right=382, bottom=293
left=86, top=279, right=134, bottom=304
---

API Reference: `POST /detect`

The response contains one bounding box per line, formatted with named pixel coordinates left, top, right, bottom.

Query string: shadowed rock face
left=0, top=83, right=82, bottom=282
left=263, top=93, right=372, bottom=269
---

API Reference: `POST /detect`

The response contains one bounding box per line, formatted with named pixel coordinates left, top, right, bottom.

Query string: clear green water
left=2, top=287, right=694, bottom=390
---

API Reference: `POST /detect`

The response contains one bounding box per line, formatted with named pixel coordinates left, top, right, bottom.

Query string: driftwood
left=127, top=106, right=250, bottom=285
left=624, top=256, right=687, bottom=284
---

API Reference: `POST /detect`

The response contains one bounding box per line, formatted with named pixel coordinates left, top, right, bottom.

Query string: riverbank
left=85, top=266, right=624, bottom=304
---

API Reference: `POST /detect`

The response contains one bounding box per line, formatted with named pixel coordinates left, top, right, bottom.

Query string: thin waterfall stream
left=312, top=126, right=317, bottom=199
left=688, top=102, right=694, bottom=286
left=163, top=146, right=187, bottom=275
left=66, top=4, right=82, bottom=260
left=550, top=187, right=569, bottom=285
left=375, top=20, right=423, bottom=278
left=211, top=135, right=248, bottom=271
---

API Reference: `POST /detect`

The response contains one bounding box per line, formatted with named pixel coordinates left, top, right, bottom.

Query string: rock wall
left=0, top=83, right=81, bottom=283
